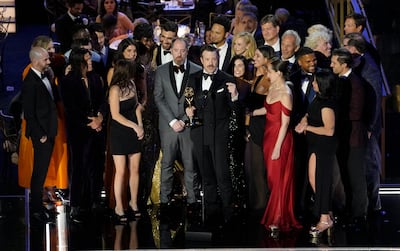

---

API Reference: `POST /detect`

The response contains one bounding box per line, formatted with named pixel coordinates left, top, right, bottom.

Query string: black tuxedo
left=55, top=13, right=88, bottom=53
left=220, top=44, right=232, bottom=72
left=289, top=69, right=313, bottom=127
left=289, top=67, right=316, bottom=216
left=187, top=69, right=237, bottom=222
left=21, top=69, right=58, bottom=214
left=155, top=45, right=163, bottom=66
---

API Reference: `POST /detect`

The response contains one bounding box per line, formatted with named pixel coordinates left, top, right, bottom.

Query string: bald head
left=30, top=46, right=51, bottom=72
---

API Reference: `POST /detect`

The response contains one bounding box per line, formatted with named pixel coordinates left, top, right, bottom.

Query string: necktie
left=305, top=74, right=315, bottom=103
left=173, top=65, right=185, bottom=73
left=307, top=85, right=315, bottom=103
left=203, top=73, right=213, bottom=80
left=163, top=50, right=171, bottom=55
left=41, top=73, right=46, bottom=79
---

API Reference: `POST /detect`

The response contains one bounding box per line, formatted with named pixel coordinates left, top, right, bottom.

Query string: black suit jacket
left=220, top=44, right=232, bottom=72
left=22, top=69, right=58, bottom=140
left=155, top=45, right=163, bottom=66
left=188, top=69, right=237, bottom=145
left=55, top=13, right=88, bottom=53
left=289, top=68, right=314, bottom=127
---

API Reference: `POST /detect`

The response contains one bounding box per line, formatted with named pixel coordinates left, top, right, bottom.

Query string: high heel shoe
left=309, top=220, right=333, bottom=238
left=127, top=205, right=141, bottom=219
left=268, top=225, right=280, bottom=238
left=114, top=210, right=128, bottom=225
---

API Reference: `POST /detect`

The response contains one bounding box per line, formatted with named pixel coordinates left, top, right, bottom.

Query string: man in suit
left=154, top=38, right=202, bottom=210
left=344, top=32, right=383, bottom=215
left=210, top=15, right=232, bottom=72
left=21, top=47, right=58, bottom=223
left=55, top=0, right=87, bottom=53
left=153, top=21, right=178, bottom=67
left=331, top=47, right=369, bottom=226
left=280, top=29, right=301, bottom=75
left=238, top=12, right=263, bottom=42
left=185, top=44, right=239, bottom=226
left=289, top=46, right=317, bottom=220
left=258, top=14, right=281, bottom=57
left=343, top=12, right=381, bottom=65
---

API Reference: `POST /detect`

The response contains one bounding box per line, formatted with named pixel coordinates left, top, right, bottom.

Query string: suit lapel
left=221, top=47, right=231, bottom=71
left=156, top=46, right=162, bottom=66
left=178, top=62, right=191, bottom=98
left=168, top=62, right=179, bottom=96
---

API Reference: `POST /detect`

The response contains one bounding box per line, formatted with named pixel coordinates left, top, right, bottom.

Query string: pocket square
left=217, top=88, right=224, bottom=93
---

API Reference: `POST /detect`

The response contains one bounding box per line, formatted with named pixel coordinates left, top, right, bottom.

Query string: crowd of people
left=18, top=0, right=385, bottom=243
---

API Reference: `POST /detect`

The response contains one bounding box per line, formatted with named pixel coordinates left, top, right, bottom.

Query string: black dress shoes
left=31, top=210, right=54, bottom=224
left=70, top=207, right=85, bottom=224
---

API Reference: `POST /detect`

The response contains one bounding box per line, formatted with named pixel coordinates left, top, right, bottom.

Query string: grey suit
left=154, top=60, right=202, bottom=204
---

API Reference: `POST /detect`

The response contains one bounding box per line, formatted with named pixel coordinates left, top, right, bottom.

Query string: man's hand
left=185, top=106, right=196, bottom=118
left=40, top=135, right=47, bottom=143
left=172, top=120, right=185, bottom=132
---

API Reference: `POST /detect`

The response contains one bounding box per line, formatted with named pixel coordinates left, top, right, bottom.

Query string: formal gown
left=261, top=101, right=302, bottom=232
left=306, top=97, right=337, bottom=217
left=109, top=97, right=142, bottom=155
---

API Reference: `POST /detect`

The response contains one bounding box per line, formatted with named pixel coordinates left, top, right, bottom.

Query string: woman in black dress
left=108, top=59, right=144, bottom=223
left=243, top=45, right=275, bottom=213
left=295, top=69, right=337, bottom=238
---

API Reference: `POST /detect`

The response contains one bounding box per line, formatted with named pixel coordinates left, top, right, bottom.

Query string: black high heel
left=114, top=210, right=128, bottom=224
left=128, top=206, right=141, bottom=219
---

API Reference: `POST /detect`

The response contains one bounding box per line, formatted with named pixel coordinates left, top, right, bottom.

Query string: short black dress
left=109, top=97, right=142, bottom=155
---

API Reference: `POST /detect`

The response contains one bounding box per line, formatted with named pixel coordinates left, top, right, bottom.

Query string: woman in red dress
left=252, top=58, right=302, bottom=235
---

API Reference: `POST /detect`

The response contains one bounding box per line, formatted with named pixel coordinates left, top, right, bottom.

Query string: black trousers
left=69, top=131, right=105, bottom=209
left=30, top=137, right=55, bottom=212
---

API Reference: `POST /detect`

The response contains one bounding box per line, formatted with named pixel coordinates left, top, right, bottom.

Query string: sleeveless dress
left=261, top=101, right=302, bottom=231
left=109, top=97, right=142, bottom=155
left=306, top=97, right=337, bottom=217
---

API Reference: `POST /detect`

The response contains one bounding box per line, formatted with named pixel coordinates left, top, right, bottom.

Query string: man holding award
left=154, top=37, right=202, bottom=212
left=185, top=44, right=239, bottom=228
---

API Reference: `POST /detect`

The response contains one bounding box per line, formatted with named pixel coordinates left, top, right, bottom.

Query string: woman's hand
left=295, top=115, right=308, bottom=134
left=271, top=145, right=280, bottom=160
left=135, top=125, right=144, bottom=140
left=295, top=122, right=307, bottom=134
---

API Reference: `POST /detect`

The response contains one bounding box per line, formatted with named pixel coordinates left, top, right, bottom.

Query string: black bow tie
left=302, top=72, right=313, bottom=82
left=163, top=50, right=171, bottom=55
left=203, top=73, right=214, bottom=80
left=41, top=73, right=46, bottom=79
left=173, top=64, right=185, bottom=73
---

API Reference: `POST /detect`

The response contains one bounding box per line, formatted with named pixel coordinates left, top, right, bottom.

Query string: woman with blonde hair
left=231, top=31, right=257, bottom=60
